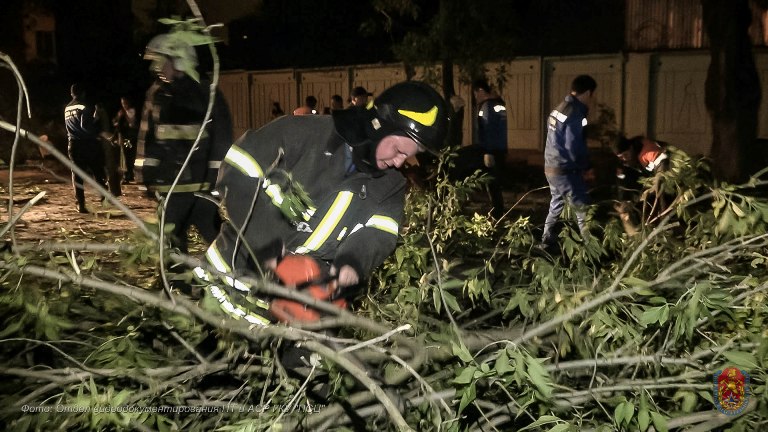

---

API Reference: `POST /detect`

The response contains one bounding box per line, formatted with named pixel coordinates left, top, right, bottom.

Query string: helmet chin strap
left=349, top=138, right=384, bottom=176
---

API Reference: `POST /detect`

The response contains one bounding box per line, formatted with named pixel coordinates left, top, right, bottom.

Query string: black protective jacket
left=138, top=75, right=233, bottom=193
left=199, top=115, right=406, bottom=324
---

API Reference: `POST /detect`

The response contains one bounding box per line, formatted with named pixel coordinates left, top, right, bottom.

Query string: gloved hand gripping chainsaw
left=269, top=254, right=348, bottom=323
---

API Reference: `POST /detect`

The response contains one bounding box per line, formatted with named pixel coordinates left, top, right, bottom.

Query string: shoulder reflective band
left=551, top=110, right=567, bottom=123
left=64, top=104, right=85, bottom=118
left=155, top=124, right=208, bottom=140
left=582, top=118, right=588, bottom=127
left=365, top=215, right=399, bottom=235
left=645, top=152, right=668, bottom=171
left=295, top=191, right=354, bottom=254
left=493, top=105, right=506, bottom=112
left=224, top=145, right=264, bottom=178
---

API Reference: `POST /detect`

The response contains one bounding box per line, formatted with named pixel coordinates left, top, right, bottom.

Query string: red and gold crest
left=714, top=367, right=750, bottom=415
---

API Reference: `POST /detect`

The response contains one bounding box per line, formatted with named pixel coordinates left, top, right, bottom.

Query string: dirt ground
left=0, top=161, right=157, bottom=244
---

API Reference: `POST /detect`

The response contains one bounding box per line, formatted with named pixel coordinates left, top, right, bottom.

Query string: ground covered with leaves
left=0, top=140, right=766, bottom=432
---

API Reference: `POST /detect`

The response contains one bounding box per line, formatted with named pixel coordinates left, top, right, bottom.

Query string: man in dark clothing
left=95, top=102, right=122, bottom=197
left=138, top=28, right=233, bottom=253
left=113, top=96, right=140, bottom=184
left=64, top=84, right=107, bottom=214
left=472, top=79, right=508, bottom=219
left=193, top=81, right=450, bottom=326
left=540, top=75, right=597, bottom=252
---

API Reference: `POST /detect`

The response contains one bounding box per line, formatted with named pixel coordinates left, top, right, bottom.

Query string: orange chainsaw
left=269, top=254, right=348, bottom=323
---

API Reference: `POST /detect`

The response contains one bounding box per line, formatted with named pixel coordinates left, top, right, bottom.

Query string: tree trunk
left=702, top=0, right=762, bottom=182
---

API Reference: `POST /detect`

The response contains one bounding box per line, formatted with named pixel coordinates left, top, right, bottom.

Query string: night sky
left=0, top=0, right=624, bottom=128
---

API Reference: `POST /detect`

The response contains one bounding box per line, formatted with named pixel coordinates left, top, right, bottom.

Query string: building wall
left=625, top=0, right=766, bottom=51
left=22, top=10, right=56, bottom=63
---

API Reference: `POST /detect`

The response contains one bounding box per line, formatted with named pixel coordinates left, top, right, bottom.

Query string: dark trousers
left=163, top=192, right=222, bottom=253
left=120, top=134, right=138, bottom=181
left=102, top=140, right=122, bottom=196
left=122, top=141, right=138, bottom=181
left=485, top=150, right=507, bottom=219
left=68, top=139, right=106, bottom=206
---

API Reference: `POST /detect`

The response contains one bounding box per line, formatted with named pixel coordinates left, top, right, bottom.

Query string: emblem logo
left=398, top=106, right=438, bottom=126
left=713, top=367, right=750, bottom=416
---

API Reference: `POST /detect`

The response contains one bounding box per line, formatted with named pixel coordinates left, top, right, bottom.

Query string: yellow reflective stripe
left=398, top=105, right=438, bottom=126
left=552, top=110, right=567, bottom=123
left=366, top=215, right=399, bottom=235
left=65, top=104, right=85, bottom=112
left=224, top=145, right=264, bottom=178
left=296, top=191, right=353, bottom=253
left=206, top=244, right=249, bottom=292
left=264, top=182, right=284, bottom=205
left=209, top=286, right=270, bottom=326
left=156, top=124, right=208, bottom=140
left=149, top=182, right=210, bottom=193
left=336, top=226, right=347, bottom=241
left=206, top=243, right=231, bottom=272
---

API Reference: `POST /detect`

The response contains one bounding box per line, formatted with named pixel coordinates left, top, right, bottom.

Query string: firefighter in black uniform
left=193, top=81, right=450, bottom=326
left=64, top=84, right=107, bottom=214
left=138, top=26, right=233, bottom=253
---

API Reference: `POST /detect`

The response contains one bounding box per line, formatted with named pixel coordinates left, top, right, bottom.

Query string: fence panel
left=297, top=68, right=349, bottom=115
left=218, top=51, right=766, bottom=159
left=218, top=71, right=250, bottom=139
left=649, top=53, right=711, bottom=156
left=249, top=70, right=296, bottom=131
left=352, top=65, right=406, bottom=102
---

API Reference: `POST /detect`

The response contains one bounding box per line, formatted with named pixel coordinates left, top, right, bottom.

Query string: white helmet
left=144, top=33, right=200, bottom=82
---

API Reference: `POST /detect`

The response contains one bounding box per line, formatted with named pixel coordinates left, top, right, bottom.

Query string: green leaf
left=650, top=412, right=668, bottom=432
left=623, top=401, right=635, bottom=425
left=547, top=424, right=571, bottom=432
left=458, top=382, right=476, bottom=413
left=526, top=356, right=553, bottom=398
left=614, top=402, right=626, bottom=426
left=518, top=415, right=561, bottom=432
left=623, top=276, right=650, bottom=287
left=451, top=340, right=474, bottom=363
left=454, top=366, right=477, bottom=384
left=723, top=351, right=759, bottom=369
left=494, top=349, right=514, bottom=376
left=638, top=407, right=650, bottom=431
left=640, top=305, right=669, bottom=326
left=442, top=290, right=461, bottom=312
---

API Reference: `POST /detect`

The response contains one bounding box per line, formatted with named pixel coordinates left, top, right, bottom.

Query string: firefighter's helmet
left=332, top=81, right=450, bottom=173
left=144, top=33, right=200, bottom=82
left=371, top=81, right=450, bottom=154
